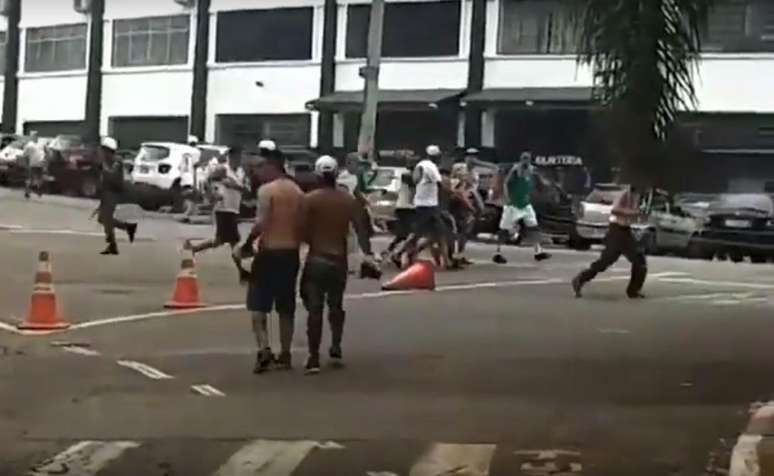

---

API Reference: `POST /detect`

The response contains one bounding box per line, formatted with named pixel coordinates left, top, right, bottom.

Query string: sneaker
left=493, top=254, right=508, bottom=264
left=571, top=276, right=583, bottom=298
left=100, top=245, right=119, bottom=256
left=534, top=251, right=551, bottom=262
left=127, top=223, right=138, bottom=244
left=253, top=349, right=273, bottom=374
left=276, top=351, right=292, bottom=371
left=304, top=355, right=321, bottom=375
left=329, top=346, right=343, bottom=368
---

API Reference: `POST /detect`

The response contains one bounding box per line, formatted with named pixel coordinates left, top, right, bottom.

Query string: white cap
left=426, top=145, right=441, bottom=157
left=314, top=155, right=338, bottom=175
left=187, top=135, right=199, bottom=144
left=100, top=136, right=118, bottom=151
left=258, top=139, right=277, bottom=151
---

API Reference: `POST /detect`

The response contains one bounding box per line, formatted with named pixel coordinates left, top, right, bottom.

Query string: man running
left=493, top=152, right=551, bottom=264
left=240, top=149, right=304, bottom=374
left=299, top=156, right=373, bottom=374
left=22, top=131, right=46, bottom=199
left=385, top=163, right=416, bottom=260
left=91, top=137, right=137, bottom=255
left=572, top=184, right=647, bottom=299
left=184, top=146, right=249, bottom=282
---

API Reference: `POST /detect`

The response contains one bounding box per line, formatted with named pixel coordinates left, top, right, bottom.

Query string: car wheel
left=729, top=251, right=745, bottom=263
left=750, top=254, right=767, bottom=264
left=80, top=175, right=99, bottom=198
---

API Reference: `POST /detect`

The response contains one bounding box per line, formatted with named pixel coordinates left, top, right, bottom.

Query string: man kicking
left=92, top=137, right=137, bottom=255
left=184, top=146, right=249, bottom=282
left=572, top=184, right=647, bottom=299
left=299, top=156, right=373, bottom=374
left=493, top=152, right=551, bottom=264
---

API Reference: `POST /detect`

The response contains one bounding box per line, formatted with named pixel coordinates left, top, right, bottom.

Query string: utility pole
left=356, top=0, right=384, bottom=163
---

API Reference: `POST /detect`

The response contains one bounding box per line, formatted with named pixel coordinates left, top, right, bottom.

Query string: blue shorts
left=246, top=249, right=300, bottom=315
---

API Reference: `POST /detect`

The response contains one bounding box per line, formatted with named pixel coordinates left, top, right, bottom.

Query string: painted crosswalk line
left=211, top=439, right=319, bottom=476
left=409, top=443, right=497, bottom=476
left=191, top=384, right=226, bottom=397
left=28, top=440, right=140, bottom=476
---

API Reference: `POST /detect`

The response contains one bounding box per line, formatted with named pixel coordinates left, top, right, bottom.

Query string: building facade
left=0, top=0, right=772, bottom=190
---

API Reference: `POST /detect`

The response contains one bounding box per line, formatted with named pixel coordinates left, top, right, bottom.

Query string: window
left=216, top=114, right=311, bottom=149
left=702, top=0, right=774, bottom=52
left=113, top=16, right=190, bottom=67
left=345, top=1, right=461, bottom=58
left=25, top=24, right=87, bottom=72
left=498, top=0, right=579, bottom=55
left=0, top=31, right=6, bottom=75
left=216, top=8, right=313, bottom=62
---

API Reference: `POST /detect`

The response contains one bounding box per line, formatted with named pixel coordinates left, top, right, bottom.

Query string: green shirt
left=507, top=173, right=532, bottom=208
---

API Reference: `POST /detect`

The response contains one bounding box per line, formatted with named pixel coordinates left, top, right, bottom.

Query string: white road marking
left=28, top=440, right=139, bottom=476
left=0, top=223, right=22, bottom=230
left=514, top=449, right=583, bottom=475
left=191, top=384, right=226, bottom=397
left=211, top=439, right=318, bottom=476
left=0, top=271, right=690, bottom=336
left=314, top=441, right=346, bottom=450
left=659, top=277, right=774, bottom=290
left=408, top=443, right=496, bottom=476
left=367, top=472, right=400, bottom=476
left=116, top=360, right=173, bottom=380
left=598, top=328, right=631, bottom=335
left=60, top=345, right=101, bottom=356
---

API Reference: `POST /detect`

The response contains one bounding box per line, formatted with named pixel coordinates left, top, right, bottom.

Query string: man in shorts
left=239, top=149, right=304, bottom=374
left=299, top=156, right=373, bottom=374
left=184, top=146, right=249, bottom=282
left=23, top=131, right=46, bottom=199
left=493, top=152, right=551, bottom=264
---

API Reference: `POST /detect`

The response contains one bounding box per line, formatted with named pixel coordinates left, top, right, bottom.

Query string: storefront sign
left=534, top=155, right=584, bottom=167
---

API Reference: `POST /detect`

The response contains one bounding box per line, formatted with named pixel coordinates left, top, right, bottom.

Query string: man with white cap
left=91, top=136, right=137, bottom=255
left=298, top=155, right=374, bottom=374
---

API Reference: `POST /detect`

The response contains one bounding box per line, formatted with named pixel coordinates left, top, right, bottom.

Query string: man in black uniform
left=91, top=137, right=137, bottom=255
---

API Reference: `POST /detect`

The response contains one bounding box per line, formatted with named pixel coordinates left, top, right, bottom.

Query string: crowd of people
left=86, top=136, right=648, bottom=375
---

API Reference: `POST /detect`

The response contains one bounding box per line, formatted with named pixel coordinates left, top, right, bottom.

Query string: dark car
left=474, top=167, right=576, bottom=243
left=45, top=135, right=103, bottom=198
left=0, top=135, right=30, bottom=186
left=697, top=193, right=774, bottom=263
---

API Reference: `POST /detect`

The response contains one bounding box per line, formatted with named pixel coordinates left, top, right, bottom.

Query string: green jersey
left=506, top=170, right=532, bottom=209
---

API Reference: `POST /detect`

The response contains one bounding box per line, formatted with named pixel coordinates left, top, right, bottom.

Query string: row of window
left=11, top=0, right=774, bottom=73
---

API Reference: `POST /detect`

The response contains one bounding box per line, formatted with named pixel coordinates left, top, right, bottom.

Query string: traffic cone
left=17, top=251, right=70, bottom=331
left=165, top=251, right=206, bottom=309
left=381, top=260, right=435, bottom=291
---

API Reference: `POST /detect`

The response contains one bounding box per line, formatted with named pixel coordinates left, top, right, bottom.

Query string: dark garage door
left=109, top=116, right=189, bottom=151
left=23, top=121, right=85, bottom=137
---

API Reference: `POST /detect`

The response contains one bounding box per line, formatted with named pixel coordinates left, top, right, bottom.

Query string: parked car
left=698, top=193, right=774, bottom=263
left=366, top=166, right=410, bottom=230
left=0, top=135, right=29, bottom=186
left=45, top=135, right=104, bottom=198
left=130, top=142, right=202, bottom=211
left=640, top=190, right=711, bottom=258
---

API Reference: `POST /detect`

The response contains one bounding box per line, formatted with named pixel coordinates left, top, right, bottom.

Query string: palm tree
left=576, top=0, right=714, bottom=184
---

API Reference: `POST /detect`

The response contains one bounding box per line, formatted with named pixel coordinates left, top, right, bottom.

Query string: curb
left=730, top=402, right=774, bottom=476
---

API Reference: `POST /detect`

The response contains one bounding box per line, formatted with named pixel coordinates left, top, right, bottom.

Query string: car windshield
left=370, top=168, right=397, bottom=187
left=709, top=194, right=774, bottom=215
left=585, top=187, right=624, bottom=205
left=137, top=145, right=171, bottom=161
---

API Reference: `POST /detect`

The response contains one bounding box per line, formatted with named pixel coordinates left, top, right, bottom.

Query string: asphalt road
left=2, top=190, right=774, bottom=475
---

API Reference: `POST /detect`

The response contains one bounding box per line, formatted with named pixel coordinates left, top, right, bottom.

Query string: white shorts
left=499, top=204, right=538, bottom=231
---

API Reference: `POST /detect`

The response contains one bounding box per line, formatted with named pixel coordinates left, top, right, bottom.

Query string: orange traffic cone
left=165, top=252, right=206, bottom=309
left=18, top=251, right=70, bottom=331
left=381, top=260, right=435, bottom=291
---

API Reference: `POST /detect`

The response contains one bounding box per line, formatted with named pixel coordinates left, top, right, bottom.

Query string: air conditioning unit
left=73, top=0, right=91, bottom=14
left=172, top=0, right=195, bottom=7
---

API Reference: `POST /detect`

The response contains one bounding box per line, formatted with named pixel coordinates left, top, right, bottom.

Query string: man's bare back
left=260, top=177, right=304, bottom=250
left=302, top=188, right=357, bottom=259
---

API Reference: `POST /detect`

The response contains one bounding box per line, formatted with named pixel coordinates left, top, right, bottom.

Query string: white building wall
left=694, top=57, right=774, bottom=113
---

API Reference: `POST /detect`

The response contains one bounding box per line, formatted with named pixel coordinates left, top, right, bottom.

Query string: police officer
left=91, top=137, right=137, bottom=255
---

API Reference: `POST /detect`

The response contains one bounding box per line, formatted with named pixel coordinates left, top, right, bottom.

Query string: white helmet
left=258, top=139, right=277, bottom=151
left=425, top=145, right=441, bottom=157
left=314, top=155, right=338, bottom=175
left=100, top=136, right=118, bottom=152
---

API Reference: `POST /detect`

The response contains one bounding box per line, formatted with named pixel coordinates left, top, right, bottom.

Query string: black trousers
left=98, top=200, right=129, bottom=246
left=577, top=223, right=647, bottom=296
left=300, top=254, right=347, bottom=356
left=387, top=208, right=414, bottom=252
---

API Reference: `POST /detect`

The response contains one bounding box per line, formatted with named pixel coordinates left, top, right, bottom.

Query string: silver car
left=641, top=192, right=711, bottom=258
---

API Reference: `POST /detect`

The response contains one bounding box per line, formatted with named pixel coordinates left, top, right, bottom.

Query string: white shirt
left=337, top=170, right=359, bottom=196
left=413, top=159, right=441, bottom=208
left=214, top=163, right=245, bottom=214
left=24, top=141, right=45, bottom=168
left=395, top=171, right=415, bottom=209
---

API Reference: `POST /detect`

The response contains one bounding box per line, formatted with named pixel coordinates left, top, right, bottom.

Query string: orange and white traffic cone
left=381, top=260, right=436, bottom=291
left=17, top=251, right=70, bottom=331
left=165, top=251, right=206, bottom=309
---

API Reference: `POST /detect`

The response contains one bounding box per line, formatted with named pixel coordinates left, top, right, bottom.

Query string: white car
left=366, top=166, right=410, bottom=227
left=131, top=142, right=205, bottom=210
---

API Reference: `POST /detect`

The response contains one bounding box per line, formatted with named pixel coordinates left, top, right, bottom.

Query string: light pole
left=356, top=0, right=384, bottom=163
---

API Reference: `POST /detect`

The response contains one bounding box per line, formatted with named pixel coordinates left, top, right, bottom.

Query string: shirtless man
left=299, top=156, right=373, bottom=374
left=239, top=150, right=304, bottom=374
